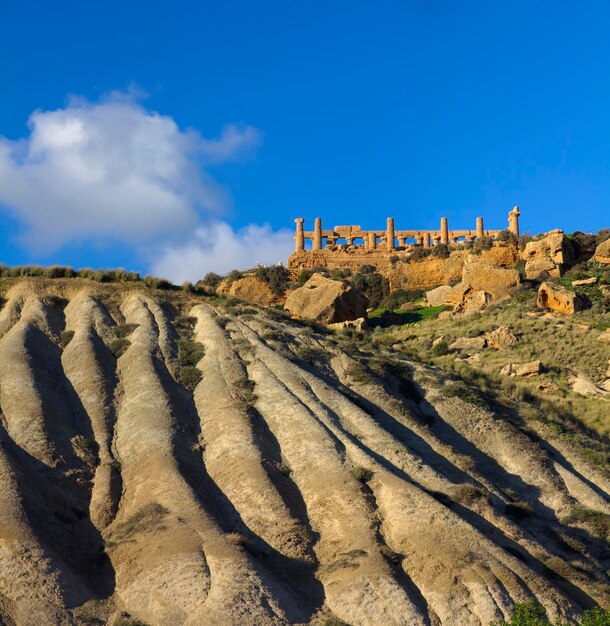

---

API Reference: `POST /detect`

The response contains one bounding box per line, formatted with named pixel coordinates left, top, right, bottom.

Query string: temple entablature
left=289, top=207, right=521, bottom=269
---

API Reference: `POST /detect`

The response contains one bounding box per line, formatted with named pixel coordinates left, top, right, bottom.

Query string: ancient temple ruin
left=288, top=207, right=520, bottom=269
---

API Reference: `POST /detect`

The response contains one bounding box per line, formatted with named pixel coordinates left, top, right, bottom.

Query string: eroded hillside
left=0, top=278, right=608, bottom=626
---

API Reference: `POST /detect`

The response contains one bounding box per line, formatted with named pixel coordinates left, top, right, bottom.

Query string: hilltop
left=0, top=272, right=607, bottom=626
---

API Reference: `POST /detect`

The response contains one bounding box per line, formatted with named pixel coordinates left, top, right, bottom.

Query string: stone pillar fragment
left=368, top=232, right=377, bottom=249
left=440, top=217, right=449, bottom=245
left=295, top=218, right=305, bottom=251
left=423, top=232, right=431, bottom=248
left=386, top=218, right=395, bottom=251
left=313, top=217, right=323, bottom=250
left=509, top=206, right=521, bottom=238
left=476, top=217, right=484, bottom=240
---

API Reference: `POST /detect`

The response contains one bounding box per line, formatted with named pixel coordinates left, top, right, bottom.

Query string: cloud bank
left=0, top=91, right=293, bottom=282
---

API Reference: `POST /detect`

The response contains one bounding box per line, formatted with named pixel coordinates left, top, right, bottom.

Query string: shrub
left=60, top=330, right=75, bottom=347
left=496, top=229, right=518, bottom=244
left=431, top=243, right=450, bottom=258
left=431, top=340, right=450, bottom=357
left=518, top=232, right=533, bottom=251
left=298, top=269, right=315, bottom=285
left=109, top=338, right=130, bottom=358
left=410, top=246, right=432, bottom=261
left=596, top=228, right=610, bottom=246
left=113, top=323, right=139, bottom=338
left=504, top=501, right=534, bottom=520
left=490, top=600, right=610, bottom=626
left=380, top=289, right=424, bottom=310
left=351, top=267, right=388, bottom=309
left=199, top=272, right=222, bottom=291
left=225, top=531, right=247, bottom=546
left=472, top=236, right=494, bottom=255
left=296, top=345, right=324, bottom=364
left=351, top=466, right=373, bottom=482
left=255, top=265, right=291, bottom=296
left=276, top=462, right=292, bottom=476
left=225, top=270, right=243, bottom=285
left=562, top=506, right=609, bottom=540
left=178, top=338, right=205, bottom=367
left=179, top=366, right=202, bottom=391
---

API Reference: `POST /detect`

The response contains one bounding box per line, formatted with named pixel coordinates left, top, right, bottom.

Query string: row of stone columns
left=294, top=208, right=520, bottom=252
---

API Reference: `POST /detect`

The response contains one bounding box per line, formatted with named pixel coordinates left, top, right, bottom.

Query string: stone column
left=423, top=232, right=431, bottom=248
left=368, top=232, right=377, bottom=249
left=508, top=206, right=521, bottom=238
left=476, top=217, right=484, bottom=240
left=295, top=218, right=305, bottom=251
left=313, top=217, right=323, bottom=250
left=440, top=217, right=449, bottom=245
left=386, top=218, right=395, bottom=251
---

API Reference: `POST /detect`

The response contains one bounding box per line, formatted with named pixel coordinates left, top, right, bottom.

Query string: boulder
left=450, top=288, right=493, bottom=316
left=218, top=275, right=280, bottom=306
left=537, top=282, right=584, bottom=315
left=571, top=277, right=597, bottom=286
left=461, top=255, right=520, bottom=301
left=486, top=326, right=519, bottom=349
left=432, top=335, right=446, bottom=347
left=500, top=360, right=542, bottom=377
left=328, top=317, right=368, bottom=332
left=569, top=375, right=609, bottom=398
left=600, top=285, right=610, bottom=303
left=449, top=336, right=487, bottom=351
left=284, top=274, right=368, bottom=324
left=426, top=285, right=452, bottom=307
left=597, top=329, right=610, bottom=344
left=522, top=231, right=575, bottom=280
left=594, top=238, right=610, bottom=264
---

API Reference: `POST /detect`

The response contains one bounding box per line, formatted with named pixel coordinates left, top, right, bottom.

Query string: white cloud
left=0, top=91, right=291, bottom=278
left=150, top=221, right=294, bottom=283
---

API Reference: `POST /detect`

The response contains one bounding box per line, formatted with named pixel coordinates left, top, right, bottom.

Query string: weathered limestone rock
left=600, top=285, right=610, bottom=303
left=426, top=285, right=452, bottom=307
left=328, top=317, right=368, bottom=332
left=569, top=375, right=609, bottom=398
left=500, top=360, right=542, bottom=377
left=571, top=277, right=597, bottom=286
left=522, top=231, right=575, bottom=280
left=593, top=238, right=610, bottom=264
left=449, top=288, right=493, bottom=316
left=486, top=326, right=518, bottom=349
left=537, top=282, right=584, bottom=315
left=449, top=336, right=487, bottom=351
left=432, top=335, right=446, bottom=347
left=218, top=275, right=281, bottom=306
left=284, top=274, right=368, bottom=324
left=384, top=254, right=464, bottom=291
left=461, top=261, right=520, bottom=301
left=597, top=329, right=610, bottom=344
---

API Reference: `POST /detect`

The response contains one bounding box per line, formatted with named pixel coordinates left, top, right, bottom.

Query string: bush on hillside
left=410, top=246, right=432, bottom=261
left=472, top=236, right=494, bottom=255
left=490, top=600, right=610, bottom=626
left=255, top=265, right=291, bottom=296
left=199, top=272, right=222, bottom=291
left=431, top=243, right=451, bottom=258
left=496, top=229, right=518, bottom=244
left=380, top=289, right=424, bottom=310
left=351, top=265, right=389, bottom=309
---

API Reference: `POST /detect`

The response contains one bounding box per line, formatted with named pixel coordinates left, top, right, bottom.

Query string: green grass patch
left=369, top=304, right=449, bottom=324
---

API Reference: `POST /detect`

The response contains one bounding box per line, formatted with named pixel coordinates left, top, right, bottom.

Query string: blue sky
left=1, top=1, right=609, bottom=281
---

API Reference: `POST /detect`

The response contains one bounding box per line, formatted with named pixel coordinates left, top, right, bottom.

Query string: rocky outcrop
left=522, top=231, right=575, bottom=280
left=218, top=275, right=281, bottom=305
left=486, top=326, right=519, bottom=349
left=500, top=360, right=542, bottom=377
left=426, top=285, right=452, bottom=307
left=384, top=253, right=464, bottom=291
left=449, top=336, right=486, bottom=351
left=537, top=282, right=584, bottom=315
left=593, top=238, right=610, bottom=264
left=569, top=374, right=609, bottom=398
left=284, top=273, right=368, bottom=324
